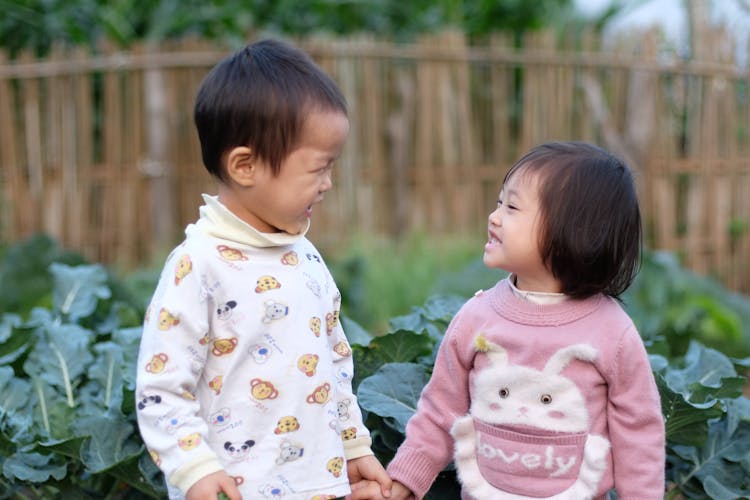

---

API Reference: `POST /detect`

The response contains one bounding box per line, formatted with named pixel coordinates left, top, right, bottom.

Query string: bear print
left=255, top=275, right=281, bottom=293
left=276, top=440, right=304, bottom=465
left=262, top=300, right=289, bottom=323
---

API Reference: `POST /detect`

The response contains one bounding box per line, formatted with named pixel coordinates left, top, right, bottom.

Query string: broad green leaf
left=703, top=475, right=750, bottom=500
left=0, top=234, right=84, bottom=316
left=0, top=366, right=30, bottom=412
left=0, top=366, right=33, bottom=441
left=0, top=313, right=22, bottom=342
left=38, top=436, right=86, bottom=460
left=387, top=294, right=461, bottom=339
left=30, top=381, right=77, bottom=441
left=113, top=326, right=144, bottom=391
left=688, top=377, right=746, bottom=404
left=108, top=455, right=165, bottom=499
left=732, top=355, right=750, bottom=369
left=420, top=295, right=464, bottom=322
left=657, top=374, right=723, bottom=446
left=368, top=330, right=433, bottom=364
left=49, top=263, right=111, bottom=321
left=664, top=342, right=742, bottom=404
left=74, top=415, right=142, bottom=473
left=2, top=451, right=67, bottom=483
left=24, top=322, right=94, bottom=405
left=0, top=317, right=33, bottom=365
left=86, top=341, right=125, bottom=411
left=358, top=362, right=429, bottom=433
left=690, top=418, right=750, bottom=498
left=341, top=315, right=374, bottom=346
left=138, top=450, right=167, bottom=497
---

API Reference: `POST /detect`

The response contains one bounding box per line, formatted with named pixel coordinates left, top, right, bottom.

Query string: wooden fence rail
left=1, top=29, right=749, bottom=292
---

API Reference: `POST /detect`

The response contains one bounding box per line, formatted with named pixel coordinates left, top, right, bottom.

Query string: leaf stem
left=106, top=354, right=114, bottom=407
left=52, top=343, right=75, bottom=407
left=61, top=280, right=82, bottom=315
left=35, top=380, right=50, bottom=434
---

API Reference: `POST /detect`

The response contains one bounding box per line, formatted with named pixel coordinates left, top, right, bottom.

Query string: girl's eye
left=499, top=388, right=510, bottom=398
left=540, top=394, right=552, bottom=404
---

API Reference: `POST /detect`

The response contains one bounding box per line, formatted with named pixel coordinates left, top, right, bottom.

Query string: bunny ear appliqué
left=474, top=334, right=509, bottom=366
left=543, top=344, right=597, bottom=375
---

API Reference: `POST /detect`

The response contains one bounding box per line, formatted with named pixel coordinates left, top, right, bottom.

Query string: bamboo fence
left=1, top=28, right=749, bottom=292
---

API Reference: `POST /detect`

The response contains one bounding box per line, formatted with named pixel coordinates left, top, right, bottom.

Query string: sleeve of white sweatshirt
left=135, top=248, right=223, bottom=494
left=324, top=266, right=374, bottom=460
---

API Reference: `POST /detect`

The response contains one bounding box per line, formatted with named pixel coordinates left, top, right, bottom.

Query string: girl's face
left=483, top=169, right=560, bottom=293
left=227, top=109, right=349, bottom=235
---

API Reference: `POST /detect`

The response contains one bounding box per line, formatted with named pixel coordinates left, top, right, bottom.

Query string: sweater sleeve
left=606, top=324, right=666, bottom=499
left=324, top=267, right=374, bottom=461
left=135, top=249, right=223, bottom=495
left=386, top=307, right=474, bottom=499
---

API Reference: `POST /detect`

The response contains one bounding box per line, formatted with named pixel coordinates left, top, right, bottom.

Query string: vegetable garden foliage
left=1, top=0, right=572, bottom=57
left=0, top=236, right=164, bottom=498
left=0, top=236, right=749, bottom=498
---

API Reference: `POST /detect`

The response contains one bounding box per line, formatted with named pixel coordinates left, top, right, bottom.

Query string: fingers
left=218, top=475, right=242, bottom=500
left=347, top=479, right=389, bottom=500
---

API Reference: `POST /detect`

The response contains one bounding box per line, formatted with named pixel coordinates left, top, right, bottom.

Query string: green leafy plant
left=2, top=236, right=749, bottom=498
left=0, top=258, right=164, bottom=498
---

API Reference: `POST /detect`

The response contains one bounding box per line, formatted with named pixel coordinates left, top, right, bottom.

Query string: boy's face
left=229, top=110, right=349, bottom=235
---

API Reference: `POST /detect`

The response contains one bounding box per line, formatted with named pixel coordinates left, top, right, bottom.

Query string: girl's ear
left=225, top=146, right=259, bottom=187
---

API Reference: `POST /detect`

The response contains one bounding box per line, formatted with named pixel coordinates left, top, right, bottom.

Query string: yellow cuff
left=343, top=436, right=374, bottom=460
left=169, top=452, right=224, bottom=495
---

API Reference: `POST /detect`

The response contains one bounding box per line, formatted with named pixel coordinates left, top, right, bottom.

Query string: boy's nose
left=320, top=173, right=333, bottom=193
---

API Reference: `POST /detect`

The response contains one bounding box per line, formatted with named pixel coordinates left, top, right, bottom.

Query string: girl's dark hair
left=194, top=38, right=347, bottom=181
left=504, top=141, right=642, bottom=299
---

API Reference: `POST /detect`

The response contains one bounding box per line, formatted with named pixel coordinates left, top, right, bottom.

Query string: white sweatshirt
left=136, top=195, right=373, bottom=499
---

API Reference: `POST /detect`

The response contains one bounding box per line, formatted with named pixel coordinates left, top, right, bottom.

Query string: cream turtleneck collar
left=508, top=273, right=568, bottom=305
left=185, top=194, right=309, bottom=248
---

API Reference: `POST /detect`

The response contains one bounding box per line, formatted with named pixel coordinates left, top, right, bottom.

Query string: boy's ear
left=225, top=146, right=259, bottom=187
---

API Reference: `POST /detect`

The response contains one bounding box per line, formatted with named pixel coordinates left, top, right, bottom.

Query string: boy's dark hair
left=504, top=141, right=642, bottom=299
left=194, top=38, right=347, bottom=181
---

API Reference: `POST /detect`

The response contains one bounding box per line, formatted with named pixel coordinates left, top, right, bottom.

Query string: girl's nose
left=488, top=207, right=502, bottom=226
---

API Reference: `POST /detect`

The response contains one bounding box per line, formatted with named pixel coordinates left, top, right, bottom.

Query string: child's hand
left=348, top=479, right=414, bottom=500
left=185, top=470, right=241, bottom=500
left=346, top=455, right=392, bottom=498
left=389, top=481, right=415, bottom=500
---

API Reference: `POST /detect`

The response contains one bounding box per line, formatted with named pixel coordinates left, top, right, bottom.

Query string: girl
left=383, top=142, right=664, bottom=499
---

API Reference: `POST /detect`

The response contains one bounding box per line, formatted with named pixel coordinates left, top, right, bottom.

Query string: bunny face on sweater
left=471, top=339, right=597, bottom=434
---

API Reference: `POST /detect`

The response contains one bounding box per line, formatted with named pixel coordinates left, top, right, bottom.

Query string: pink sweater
left=387, top=279, right=665, bottom=499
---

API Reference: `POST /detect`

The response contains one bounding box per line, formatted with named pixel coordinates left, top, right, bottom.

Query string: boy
left=136, top=38, right=391, bottom=500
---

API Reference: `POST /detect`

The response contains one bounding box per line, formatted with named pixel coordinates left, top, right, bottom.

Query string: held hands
left=349, top=479, right=415, bottom=500
left=389, top=481, right=416, bottom=500
left=345, top=455, right=392, bottom=499
left=185, top=470, right=241, bottom=500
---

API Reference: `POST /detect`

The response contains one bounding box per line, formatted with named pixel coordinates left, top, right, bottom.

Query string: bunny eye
left=540, top=394, right=552, bottom=404
left=498, top=388, right=510, bottom=398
